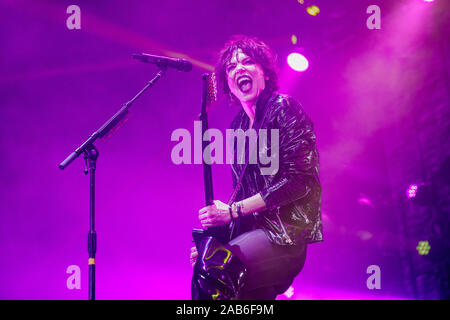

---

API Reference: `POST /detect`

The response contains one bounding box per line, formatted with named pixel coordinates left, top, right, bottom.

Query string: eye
left=226, top=64, right=235, bottom=73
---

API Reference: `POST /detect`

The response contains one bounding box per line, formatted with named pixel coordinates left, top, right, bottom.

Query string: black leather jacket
left=229, top=89, right=322, bottom=246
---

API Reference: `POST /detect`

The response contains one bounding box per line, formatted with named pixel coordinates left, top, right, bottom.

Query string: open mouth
left=237, top=75, right=253, bottom=93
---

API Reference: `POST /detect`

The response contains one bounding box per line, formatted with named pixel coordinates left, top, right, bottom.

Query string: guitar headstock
left=203, top=72, right=217, bottom=106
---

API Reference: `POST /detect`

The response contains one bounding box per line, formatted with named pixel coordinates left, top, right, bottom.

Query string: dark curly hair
left=216, top=35, right=279, bottom=104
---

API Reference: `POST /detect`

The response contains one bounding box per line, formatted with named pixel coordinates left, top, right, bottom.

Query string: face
left=226, top=49, right=267, bottom=106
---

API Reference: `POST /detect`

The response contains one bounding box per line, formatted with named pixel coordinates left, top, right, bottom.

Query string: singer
left=190, top=35, right=322, bottom=300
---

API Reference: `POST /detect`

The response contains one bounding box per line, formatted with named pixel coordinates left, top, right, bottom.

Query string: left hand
left=190, top=247, right=198, bottom=267
left=198, top=200, right=231, bottom=228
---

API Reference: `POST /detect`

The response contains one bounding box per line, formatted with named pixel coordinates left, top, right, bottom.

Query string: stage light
left=406, top=183, right=436, bottom=205
left=287, top=52, right=309, bottom=72
left=307, top=5, right=320, bottom=16
left=291, top=34, right=298, bottom=45
left=406, top=184, right=418, bottom=198
left=297, top=0, right=304, bottom=4
left=423, top=0, right=434, bottom=2
left=416, top=241, right=430, bottom=255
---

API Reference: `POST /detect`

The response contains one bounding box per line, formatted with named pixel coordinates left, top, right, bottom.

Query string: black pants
left=225, top=228, right=307, bottom=300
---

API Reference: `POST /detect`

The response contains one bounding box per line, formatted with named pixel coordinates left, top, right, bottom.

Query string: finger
left=201, top=221, right=210, bottom=228
left=200, top=215, right=215, bottom=225
left=199, top=213, right=209, bottom=220
left=198, top=205, right=214, bottom=214
left=201, top=220, right=214, bottom=228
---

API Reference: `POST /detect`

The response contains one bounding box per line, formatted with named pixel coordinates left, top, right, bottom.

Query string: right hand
left=198, top=200, right=232, bottom=228
left=190, top=246, right=198, bottom=267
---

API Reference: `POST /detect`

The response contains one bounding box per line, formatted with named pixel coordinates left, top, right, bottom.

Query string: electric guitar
left=191, top=73, right=232, bottom=299
left=191, top=72, right=229, bottom=245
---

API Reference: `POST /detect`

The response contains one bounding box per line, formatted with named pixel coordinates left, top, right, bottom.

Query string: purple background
left=0, top=0, right=448, bottom=299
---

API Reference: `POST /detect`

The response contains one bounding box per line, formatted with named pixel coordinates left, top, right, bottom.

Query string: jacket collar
left=254, top=88, right=275, bottom=123
left=237, top=88, right=276, bottom=130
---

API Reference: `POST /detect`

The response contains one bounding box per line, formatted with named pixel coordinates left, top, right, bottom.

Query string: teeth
left=237, top=75, right=251, bottom=86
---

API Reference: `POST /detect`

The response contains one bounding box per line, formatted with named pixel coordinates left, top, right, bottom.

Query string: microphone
left=132, top=53, right=192, bottom=72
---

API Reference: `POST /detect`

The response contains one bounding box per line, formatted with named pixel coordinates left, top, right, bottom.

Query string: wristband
left=236, top=202, right=243, bottom=218
left=228, top=206, right=234, bottom=221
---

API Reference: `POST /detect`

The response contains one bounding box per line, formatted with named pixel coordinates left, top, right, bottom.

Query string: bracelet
left=228, top=206, right=234, bottom=221
left=236, top=202, right=243, bottom=218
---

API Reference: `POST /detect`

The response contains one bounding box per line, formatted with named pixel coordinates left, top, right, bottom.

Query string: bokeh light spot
left=307, top=5, right=320, bottom=16
left=287, top=52, right=309, bottom=72
left=416, top=241, right=431, bottom=255
left=291, top=34, right=298, bottom=45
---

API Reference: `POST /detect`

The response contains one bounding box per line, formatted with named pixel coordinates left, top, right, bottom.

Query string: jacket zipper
left=275, top=206, right=293, bottom=245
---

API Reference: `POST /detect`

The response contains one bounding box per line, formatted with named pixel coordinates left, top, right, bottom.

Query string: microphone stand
left=59, top=67, right=167, bottom=300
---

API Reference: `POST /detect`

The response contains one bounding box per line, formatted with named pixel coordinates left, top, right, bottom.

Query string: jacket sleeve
left=259, top=96, right=319, bottom=210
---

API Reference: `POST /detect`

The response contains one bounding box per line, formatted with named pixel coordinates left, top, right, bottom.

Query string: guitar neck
left=200, top=73, right=216, bottom=207
left=200, top=111, right=214, bottom=206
